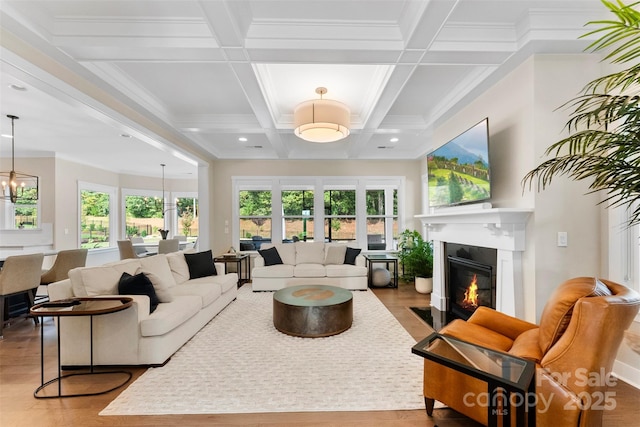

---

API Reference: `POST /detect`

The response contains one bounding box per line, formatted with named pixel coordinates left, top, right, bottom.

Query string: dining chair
left=37, top=249, right=88, bottom=302
left=130, top=236, right=154, bottom=257
left=0, top=253, right=45, bottom=338
left=158, top=239, right=180, bottom=254
left=118, top=240, right=141, bottom=260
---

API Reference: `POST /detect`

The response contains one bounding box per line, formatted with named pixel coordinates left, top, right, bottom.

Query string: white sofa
left=251, top=241, right=368, bottom=291
left=47, top=251, right=238, bottom=367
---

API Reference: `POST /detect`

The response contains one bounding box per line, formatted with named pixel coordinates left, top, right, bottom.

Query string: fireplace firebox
left=447, top=256, right=495, bottom=320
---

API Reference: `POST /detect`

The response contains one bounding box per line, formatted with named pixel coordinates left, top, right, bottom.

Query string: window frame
left=232, top=176, right=404, bottom=251
left=78, top=181, right=117, bottom=250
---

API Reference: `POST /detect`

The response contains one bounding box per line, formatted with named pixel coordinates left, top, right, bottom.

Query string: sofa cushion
left=344, top=247, right=362, bottom=265
left=118, top=272, right=159, bottom=314
left=138, top=254, right=176, bottom=303
left=326, top=264, right=368, bottom=278
left=169, top=281, right=222, bottom=308
left=166, top=251, right=192, bottom=284
left=184, top=250, right=218, bottom=279
left=259, top=246, right=283, bottom=266
left=325, top=244, right=347, bottom=265
left=76, top=259, right=141, bottom=297
left=538, top=277, right=612, bottom=353
left=295, top=241, right=325, bottom=264
left=260, top=243, right=296, bottom=265
left=293, top=263, right=326, bottom=278
left=186, top=274, right=237, bottom=293
left=139, top=295, right=201, bottom=337
left=252, top=264, right=295, bottom=278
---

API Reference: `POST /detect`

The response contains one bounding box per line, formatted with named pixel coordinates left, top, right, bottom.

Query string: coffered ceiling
left=0, top=0, right=607, bottom=178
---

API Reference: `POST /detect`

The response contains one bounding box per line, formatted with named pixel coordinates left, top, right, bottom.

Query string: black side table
left=214, top=254, right=251, bottom=287
left=364, top=254, right=399, bottom=288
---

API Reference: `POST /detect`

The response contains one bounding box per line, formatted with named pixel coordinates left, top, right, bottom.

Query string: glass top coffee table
left=273, top=285, right=353, bottom=337
left=412, top=332, right=536, bottom=426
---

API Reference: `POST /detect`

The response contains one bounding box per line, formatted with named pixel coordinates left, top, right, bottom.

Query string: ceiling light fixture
left=0, top=115, right=39, bottom=204
left=293, top=87, right=350, bottom=143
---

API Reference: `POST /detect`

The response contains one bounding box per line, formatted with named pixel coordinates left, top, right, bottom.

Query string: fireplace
left=447, top=256, right=495, bottom=320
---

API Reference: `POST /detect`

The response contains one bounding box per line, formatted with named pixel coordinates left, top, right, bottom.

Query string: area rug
left=100, top=285, right=426, bottom=415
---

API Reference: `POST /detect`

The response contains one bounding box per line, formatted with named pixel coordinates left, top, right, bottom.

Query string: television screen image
left=427, top=118, right=490, bottom=207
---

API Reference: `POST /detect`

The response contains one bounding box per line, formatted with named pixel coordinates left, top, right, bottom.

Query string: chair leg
left=425, top=397, right=435, bottom=416
left=0, top=296, right=4, bottom=339
left=27, top=290, right=39, bottom=325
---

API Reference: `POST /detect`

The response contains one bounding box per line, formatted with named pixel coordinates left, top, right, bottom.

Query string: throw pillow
left=325, top=245, right=347, bottom=265
left=259, top=246, right=283, bottom=266
left=344, top=247, right=361, bottom=265
left=138, top=254, right=176, bottom=303
left=184, top=250, right=218, bottom=279
left=118, top=272, right=159, bottom=314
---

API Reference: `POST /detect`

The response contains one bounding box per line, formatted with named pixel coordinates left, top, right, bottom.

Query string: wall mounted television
left=427, top=118, right=491, bottom=207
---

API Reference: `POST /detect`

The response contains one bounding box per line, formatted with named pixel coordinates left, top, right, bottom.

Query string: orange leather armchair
left=423, top=277, right=640, bottom=426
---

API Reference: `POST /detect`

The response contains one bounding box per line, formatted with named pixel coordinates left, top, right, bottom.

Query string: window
left=238, top=190, right=272, bottom=250
left=1, top=186, right=40, bottom=229
left=324, top=189, right=356, bottom=242
left=80, top=183, right=116, bottom=249
left=124, top=193, right=162, bottom=238
left=176, top=196, right=198, bottom=239
left=233, top=177, right=403, bottom=251
left=366, top=188, right=398, bottom=250
left=282, top=189, right=314, bottom=242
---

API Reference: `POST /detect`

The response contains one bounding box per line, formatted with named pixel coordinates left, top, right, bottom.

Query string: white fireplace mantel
left=416, top=207, right=533, bottom=317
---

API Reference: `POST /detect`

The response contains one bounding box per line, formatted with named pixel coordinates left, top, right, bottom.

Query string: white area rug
left=100, top=285, right=426, bottom=415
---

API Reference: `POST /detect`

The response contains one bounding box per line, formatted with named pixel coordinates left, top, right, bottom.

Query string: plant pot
left=415, top=277, right=433, bottom=294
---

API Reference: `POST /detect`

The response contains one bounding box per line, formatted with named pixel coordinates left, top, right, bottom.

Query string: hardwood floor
left=1, top=282, right=638, bottom=426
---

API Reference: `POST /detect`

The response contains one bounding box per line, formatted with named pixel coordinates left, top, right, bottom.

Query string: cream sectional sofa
left=251, top=241, right=368, bottom=291
left=47, top=250, right=238, bottom=367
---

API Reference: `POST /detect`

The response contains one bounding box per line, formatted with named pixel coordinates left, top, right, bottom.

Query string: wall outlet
left=557, top=231, right=568, bottom=247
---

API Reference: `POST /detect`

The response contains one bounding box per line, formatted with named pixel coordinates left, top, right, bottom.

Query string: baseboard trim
left=613, top=359, right=640, bottom=390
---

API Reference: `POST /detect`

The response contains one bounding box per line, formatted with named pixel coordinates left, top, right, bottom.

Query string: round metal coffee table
left=273, top=284, right=353, bottom=337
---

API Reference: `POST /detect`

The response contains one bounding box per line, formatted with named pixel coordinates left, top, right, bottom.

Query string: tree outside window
left=81, top=190, right=111, bottom=248
left=176, top=197, right=198, bottom=238
left=324, top=189, right=356, bottom=242
left=283, top=189, right=314, bottom=242
left=239, top=190, right=272, bottom=246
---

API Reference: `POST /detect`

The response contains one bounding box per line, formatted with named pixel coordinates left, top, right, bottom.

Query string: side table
left=412, top=332, right=536, bottom=426
left=214, top=254, right=251, bottom=287
left=30, top=297, right=134, bottom=398
left=364, top=254, right=398, bottom=288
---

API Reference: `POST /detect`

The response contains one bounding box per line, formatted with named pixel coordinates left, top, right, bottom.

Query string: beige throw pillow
left=325, top=245, right=347, bottom=265
left=138, top=254, right=176, bottom=302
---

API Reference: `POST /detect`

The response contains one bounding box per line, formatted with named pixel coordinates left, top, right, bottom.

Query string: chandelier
left=293, top=87, right=350, bottom=143
left=0, top=115, right=39, bottom=203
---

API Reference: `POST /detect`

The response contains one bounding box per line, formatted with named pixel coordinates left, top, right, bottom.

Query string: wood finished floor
left=1, top=282, right=638, bottom=426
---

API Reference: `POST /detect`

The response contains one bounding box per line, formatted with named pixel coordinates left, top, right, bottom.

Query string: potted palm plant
left=523, top=0, right=640, bottom=227
left=397, top=229, right=434, bottom=293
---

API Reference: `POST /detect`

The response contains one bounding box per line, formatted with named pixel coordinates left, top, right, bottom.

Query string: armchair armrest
left=47, top=279, right=74, bottom=301
left=467, top=306, right=538, bottom=340
left=254, top=256, right=265, bottom=268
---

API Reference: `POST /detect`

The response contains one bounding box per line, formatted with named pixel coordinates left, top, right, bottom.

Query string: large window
left=233, top=177, right=403, bottom=251
left=124, top=193, right=162, bottom=238
left=324, top=189, right=356, bottom=242
left=1, top=187, right=39, bottom=229
left=238, top=189, right=272, bottom=250
left=283, top=189, right=314, bottom=242
left=366, top=188, right=398, bottom=250
left=80, top=183, right=116, bottom=249
left=176, top=196, right=198, bottom=239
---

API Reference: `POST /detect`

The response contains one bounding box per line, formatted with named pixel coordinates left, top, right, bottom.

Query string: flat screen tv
left=427, top=118, right=491, bottom=207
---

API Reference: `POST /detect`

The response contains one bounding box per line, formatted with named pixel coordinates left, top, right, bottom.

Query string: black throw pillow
left=118, top=272, right=160, bottom=314
left=184, top=250, right=217, bottom=279
left=344, top=247, right=362, bottom=265
left=259, top=246, right=283, bottom=266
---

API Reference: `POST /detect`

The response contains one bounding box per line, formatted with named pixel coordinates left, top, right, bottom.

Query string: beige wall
left=423, top=54, right=605, bottom=322
left=208, top=159, right=423, bottom=256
